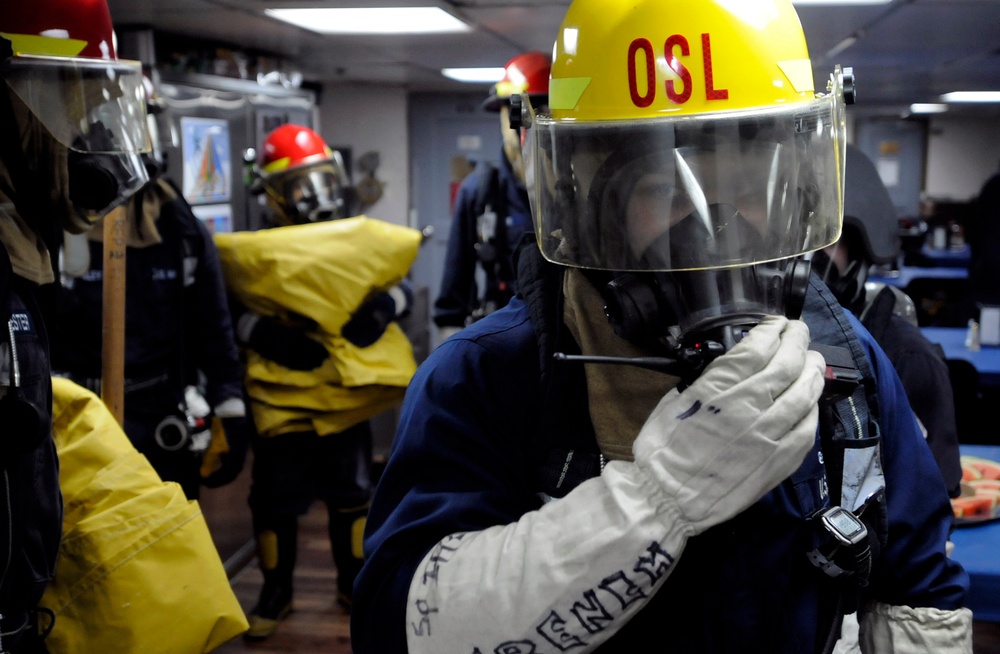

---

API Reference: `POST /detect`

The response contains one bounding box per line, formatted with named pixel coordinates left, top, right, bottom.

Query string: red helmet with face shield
left=0, top=0, right=150, bottom=231
left=2, top=0, right=119, bottom=59
left=482, top=51, right=551, bottom=112
left=257, top=124, right=354, bottom=225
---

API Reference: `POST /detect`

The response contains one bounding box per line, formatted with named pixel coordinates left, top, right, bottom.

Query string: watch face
left=825, top=507, right=866, bottom=541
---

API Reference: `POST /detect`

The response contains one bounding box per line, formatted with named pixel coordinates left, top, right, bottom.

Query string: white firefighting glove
left=859, top=603, right=972, bottom=654
left=632, top=315, right=825, bottom=532
left=406, top=316, right=824, bottom=653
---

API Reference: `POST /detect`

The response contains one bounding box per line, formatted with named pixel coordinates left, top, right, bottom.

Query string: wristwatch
left=819, top=506, right=868, bottom=546
left=807, top=506, right=871, bottom=582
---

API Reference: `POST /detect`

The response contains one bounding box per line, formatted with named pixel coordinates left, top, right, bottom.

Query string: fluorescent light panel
left=441, top=67, right=504, bottom=83
left=940, top=91, right=1000, bottom=103
left=265, top=7, right=470, bottom=34
left=909, top=103, right=948, bottom=114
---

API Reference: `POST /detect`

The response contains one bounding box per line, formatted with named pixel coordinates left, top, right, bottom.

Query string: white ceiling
left=107, top=0, right=1000, bottom=116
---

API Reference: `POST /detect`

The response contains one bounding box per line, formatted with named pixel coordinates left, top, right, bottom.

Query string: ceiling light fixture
left=265, top=7, right=470, bottom=34
left=441, top=67, right=505, bottom=83
left=909, top=103, right=949, bottom=114
left=940, top=91, right=1000, bottom=103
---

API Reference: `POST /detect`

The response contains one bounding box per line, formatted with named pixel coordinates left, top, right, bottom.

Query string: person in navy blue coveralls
left=433, top=52, right=550, bottom=342
left=354, top=0, right=972, bottom=652
left=52, top=74, right=249, bottom=502
left=813, top=144, right=963, bottom=500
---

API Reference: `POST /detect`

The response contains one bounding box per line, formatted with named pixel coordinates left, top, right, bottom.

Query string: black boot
left=245, top=515, right=297, bottom=640
left=328, top=504, right=368, bottom=612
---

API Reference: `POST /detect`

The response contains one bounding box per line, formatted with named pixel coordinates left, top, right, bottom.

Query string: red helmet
left=1, top=0, right=118, bottom=59
left=260, top=124, right=336, bottom=176
left=0, top=0, right=148, bottom=149
left=482, top=51, right=551, bottom=112
left=257, top=124, right=354, bottom=225
left=1, top=0, right=150, bottom=227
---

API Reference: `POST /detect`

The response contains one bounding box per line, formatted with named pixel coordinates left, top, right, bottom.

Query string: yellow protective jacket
left=41, top=377, right=247, bottom=653
left=214, top=216, right=422, bottom=436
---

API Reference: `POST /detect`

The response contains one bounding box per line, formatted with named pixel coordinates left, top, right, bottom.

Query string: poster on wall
left=191, top=203, right=233, bottom=234
left=181, top=117, right=231, bottom=204
left=877, top=158, right=900, bottom=188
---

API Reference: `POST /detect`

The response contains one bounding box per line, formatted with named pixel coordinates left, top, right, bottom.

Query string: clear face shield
left=268, top=157, right=353, bottom=224
left=143, top=105, right=179, bottom=177
left=523, top=70, right=848, bottom=360
left=2, top=54, right=151, bottom=223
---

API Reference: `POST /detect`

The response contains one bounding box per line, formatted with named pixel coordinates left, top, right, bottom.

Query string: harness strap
left=472, top=162, right=513, bottom=314
left=802, top=275, right=887, bottom=652
left=473, top=162, right=499, bottom=227
left=804, top=275, right=884, bottom=508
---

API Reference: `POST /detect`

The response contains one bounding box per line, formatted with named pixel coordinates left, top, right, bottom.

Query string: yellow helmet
left=549, top=0, right=816, bottom=121
left=525, top=0, right=853, bottom=274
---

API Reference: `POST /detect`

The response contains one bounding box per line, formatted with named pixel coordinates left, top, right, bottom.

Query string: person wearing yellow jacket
left=229, top=124, right=416, bottom=640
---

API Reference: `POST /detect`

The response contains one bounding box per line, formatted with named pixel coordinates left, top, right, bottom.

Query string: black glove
left=200, top=416, right=250, bottom=488
left=247, top=315, right=329, bottom=370
left=342, top=292, right=398, bottom=348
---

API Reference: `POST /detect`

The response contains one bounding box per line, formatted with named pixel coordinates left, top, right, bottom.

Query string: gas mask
left=2, top=52, right=150, bottom=234
left=601, top=204, right=812, bottom=357
left=253, top=161, right=356, bottom=226
left=284, top=168, right=353, bottom=223
left=592, top=207, right=812, bottom=380
left=812, top=245, right=869, bottom=316
left=68, top=120, right=147, bottom=224
left=519, top=93, right=847, bottom=381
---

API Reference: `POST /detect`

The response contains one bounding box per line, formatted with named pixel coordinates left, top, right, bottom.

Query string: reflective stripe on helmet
left=1, top=32, right=88, bottom=57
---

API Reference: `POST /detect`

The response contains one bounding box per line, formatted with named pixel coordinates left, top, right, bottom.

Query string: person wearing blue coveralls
left=1, top=1, right=150, bottom=649
left=51, top=81, right=250, bottom=502
left=234, top=123, right=414, bottom=640
left=433, top=52, right=550, bottom=342
left=351, top=1, right=972, bottom=652
left=813, top=144, right=963, bottom=500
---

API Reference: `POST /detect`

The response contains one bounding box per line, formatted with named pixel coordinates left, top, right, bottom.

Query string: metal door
left=855, top=119, right=926, bottom=220
left=408, top=92, right=503, bottom=347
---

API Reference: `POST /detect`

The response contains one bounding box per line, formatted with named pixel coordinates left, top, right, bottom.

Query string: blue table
left=921, top=327, right=1000, bottom=386
left=949, top=444, right=1000, bottom=623
left=869, top=266, right=968, bottom=289
left=921, top=243, right=971, bottom=268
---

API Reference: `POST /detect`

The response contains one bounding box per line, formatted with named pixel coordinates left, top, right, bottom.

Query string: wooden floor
left=210, top=502, right=353, bottom=653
